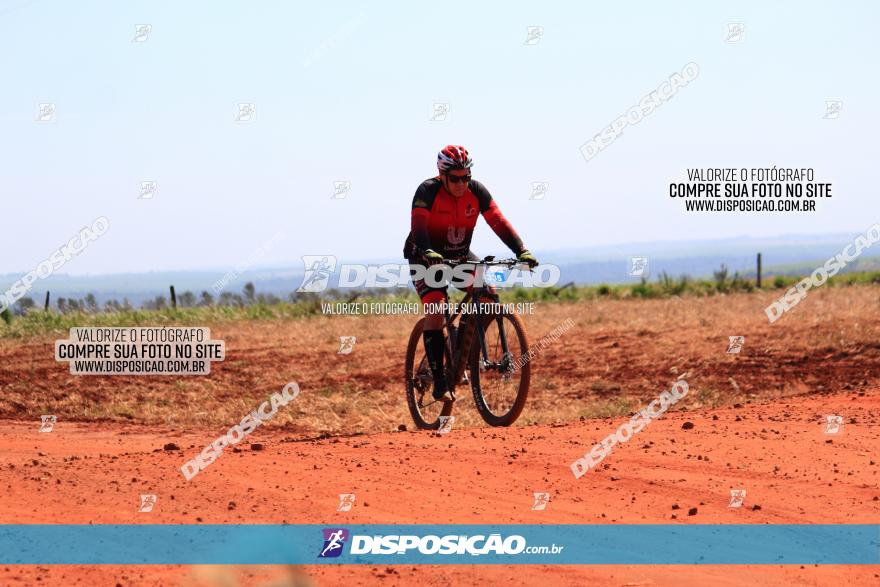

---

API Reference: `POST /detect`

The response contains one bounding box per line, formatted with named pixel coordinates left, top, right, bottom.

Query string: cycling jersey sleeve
left=410, top=181, right=436, bottom=254
left=471, top=180, right=526, bottom=255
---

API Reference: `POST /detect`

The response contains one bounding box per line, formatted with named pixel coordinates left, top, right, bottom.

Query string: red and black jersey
left=403, top=177, right=525, bottom=259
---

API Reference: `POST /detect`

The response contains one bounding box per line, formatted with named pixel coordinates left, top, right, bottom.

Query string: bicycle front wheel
left=468, top=311, right=531, bottom=426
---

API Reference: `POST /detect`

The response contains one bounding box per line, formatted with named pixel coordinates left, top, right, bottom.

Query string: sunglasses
left=445, top=174, right=472, bottom=184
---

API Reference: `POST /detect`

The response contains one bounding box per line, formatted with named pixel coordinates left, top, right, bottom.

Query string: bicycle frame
left=406, top=254, right=534, bottom=427
left=438, top=257, right=522, bottom=389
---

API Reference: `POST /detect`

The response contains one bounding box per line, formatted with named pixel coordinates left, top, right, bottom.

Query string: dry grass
left=1, top=285, right=879, bottom=435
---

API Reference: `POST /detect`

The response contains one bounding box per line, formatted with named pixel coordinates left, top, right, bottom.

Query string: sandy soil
left=0, top=389, right=877, bottom=585
left=1, top=287, right=879, bottom=585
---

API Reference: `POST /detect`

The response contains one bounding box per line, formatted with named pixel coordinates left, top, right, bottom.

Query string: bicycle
left=404, top=256, right=532, bottom=429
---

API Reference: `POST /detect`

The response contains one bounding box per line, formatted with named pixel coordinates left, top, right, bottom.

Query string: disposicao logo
left=318, top=528, right=349, bottom=558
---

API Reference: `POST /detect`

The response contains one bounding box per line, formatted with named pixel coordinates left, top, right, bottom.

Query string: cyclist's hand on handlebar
left=423, top=248, right=444, bottom=266
left=518, top=249, right=539, bottom=268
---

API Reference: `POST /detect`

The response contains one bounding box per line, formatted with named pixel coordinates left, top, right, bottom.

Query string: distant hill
left=539, top=233, right=880, bottom=285
left=2, top=232, right=878, bottom=308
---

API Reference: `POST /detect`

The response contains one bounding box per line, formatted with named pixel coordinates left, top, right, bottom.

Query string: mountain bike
left=404, top=256, right=532, bottom=429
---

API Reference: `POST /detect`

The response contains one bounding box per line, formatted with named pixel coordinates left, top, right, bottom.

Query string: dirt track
left=0, top=389, right=878, bottom=585
left=1, top=287, right=880, bottom=585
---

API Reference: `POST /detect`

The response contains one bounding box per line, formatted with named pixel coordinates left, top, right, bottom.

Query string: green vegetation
left=3, top=269, right=880, bottom=339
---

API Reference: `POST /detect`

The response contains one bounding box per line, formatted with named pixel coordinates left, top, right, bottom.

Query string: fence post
left=44, top=291, right=51, bottom=311
left=756, top=253, right=762, bottom=288
left=170, top=285, right=177, bottom=309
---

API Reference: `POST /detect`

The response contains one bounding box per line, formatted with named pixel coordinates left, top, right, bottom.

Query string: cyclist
left=403, top=145, right=538, bottom=402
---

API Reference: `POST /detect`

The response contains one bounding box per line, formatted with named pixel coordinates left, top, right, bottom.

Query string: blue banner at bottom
left=0, top=524, right=877, bottom=565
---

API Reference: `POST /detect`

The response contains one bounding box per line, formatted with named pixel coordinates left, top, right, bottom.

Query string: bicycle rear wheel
left=405, top=318, right=454, bottom=430
left=468, top=311, right=531, bottom=426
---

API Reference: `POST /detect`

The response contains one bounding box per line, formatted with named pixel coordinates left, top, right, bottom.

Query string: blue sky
left=1, top=1, right=877, bottom=274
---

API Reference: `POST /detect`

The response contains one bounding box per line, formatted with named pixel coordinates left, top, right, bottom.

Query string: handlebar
left=414, top=248, right=535, bottom=269
left=443, top=257, right=525, bottom=268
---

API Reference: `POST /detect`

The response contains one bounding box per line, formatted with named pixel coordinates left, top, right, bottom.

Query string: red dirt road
left=1, top=389, right=878, bottom=586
